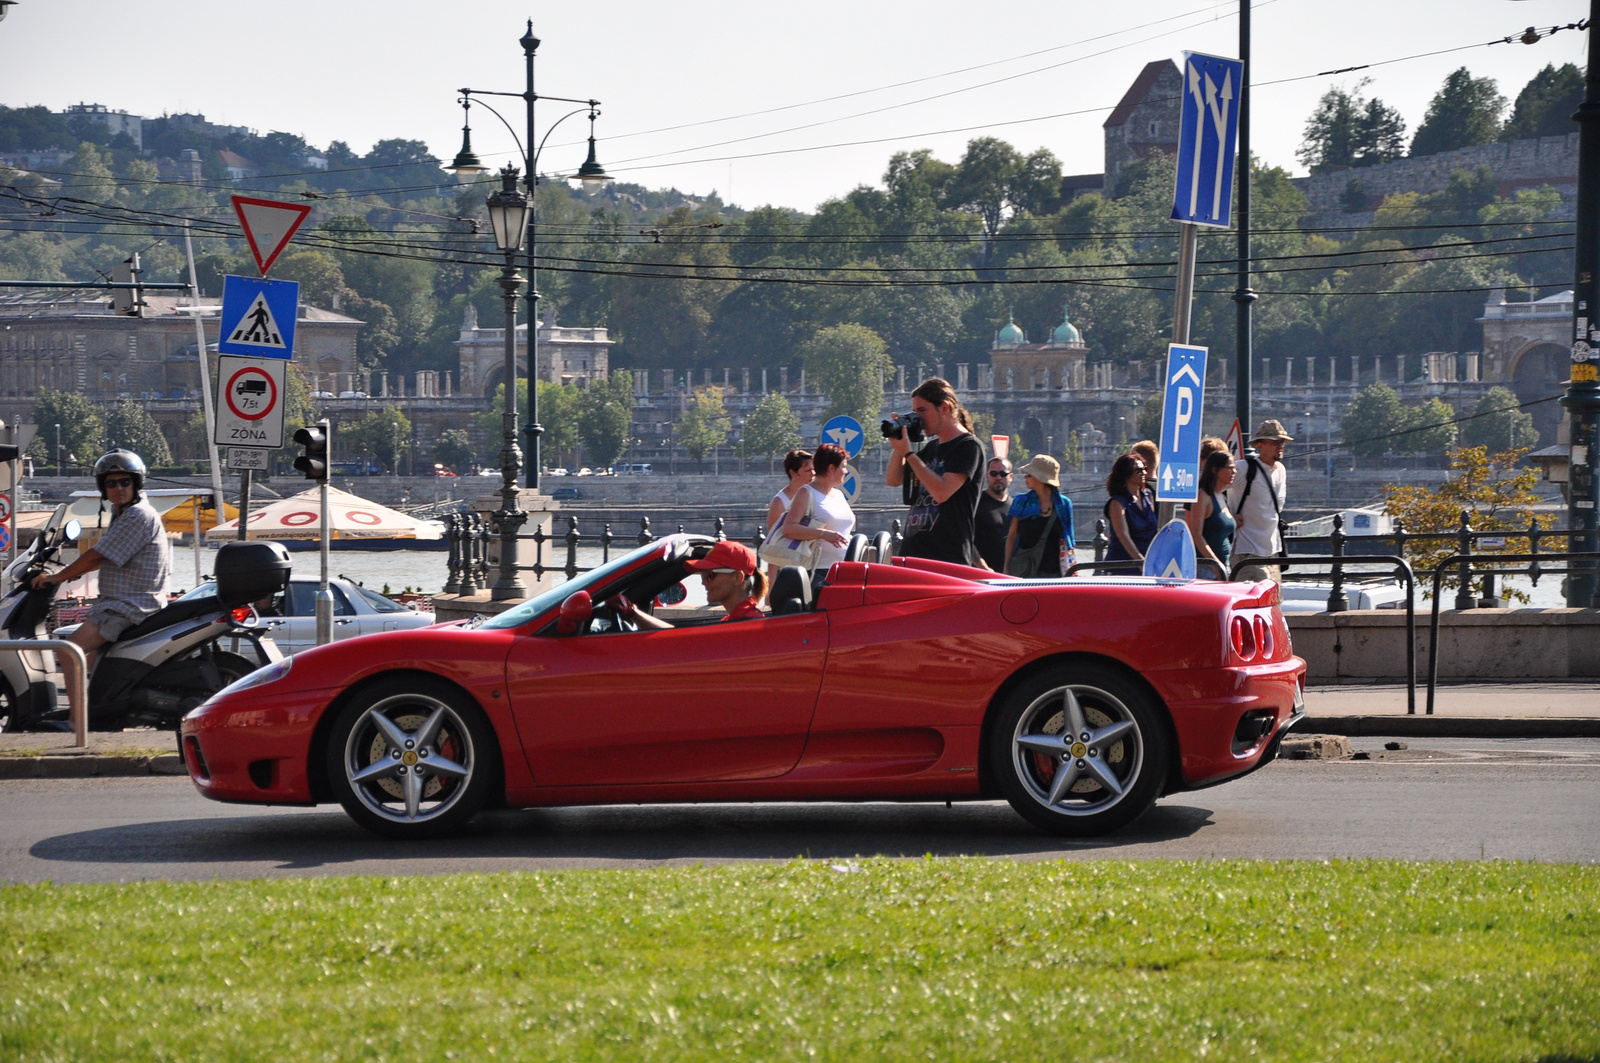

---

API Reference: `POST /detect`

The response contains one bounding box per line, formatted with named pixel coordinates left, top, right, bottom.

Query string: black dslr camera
left=880, top=412, right=925, bottom=443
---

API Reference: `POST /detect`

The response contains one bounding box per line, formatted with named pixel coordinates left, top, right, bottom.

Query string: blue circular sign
left=839, top=470, right=860, bottom=504
left=820, top=415, right=866, bottom=458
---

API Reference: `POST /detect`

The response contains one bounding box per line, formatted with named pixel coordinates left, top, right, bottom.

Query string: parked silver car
left=178, top=577, right=435, bottom=655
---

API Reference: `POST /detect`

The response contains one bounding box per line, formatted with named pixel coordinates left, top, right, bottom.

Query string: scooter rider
left=31, top=450, right=170, bottom=668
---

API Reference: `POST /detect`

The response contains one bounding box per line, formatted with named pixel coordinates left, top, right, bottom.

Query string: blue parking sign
left=1156, top=343, right=1208, bottom=503
left=218, top=275, right=298, bottom=358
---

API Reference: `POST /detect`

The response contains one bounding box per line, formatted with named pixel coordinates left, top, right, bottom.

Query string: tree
left=1342, top=383, right=1406, bottom=463
left=1382, top=446, right=1551, bottom=601
left=1501, top=63, right=1584, bottom=142
left=30, top=390, right=104, bottom=469
left=578, top=370, right=634, bottom=469
left=1297, top=80, right=1406, bottom=172
left=738, top=391, right=802, bottom=463
left=1397, top=397, right=1459, bottom=457
left=1136, top=394, right=1163, bottom=443
left=1061, top=430, right=1084, bottom=473
left=1410, top=68, right=1505, bottom=157
left=942, top=138, right=1061, bottom=250
left=1461, top=386, right=1538, bottom=453
left=105, top=399, right=171, bottom=466
left=677, top=387, right=731, bottom=464
left=342, top=407, right=412, bottom=473
left=434, top=429, right=475, bottom=472
left=798, top=323, right=893, bottom=428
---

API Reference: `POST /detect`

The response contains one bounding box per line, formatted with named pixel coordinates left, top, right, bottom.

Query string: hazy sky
left=0, top=0, right=1588, bottom=212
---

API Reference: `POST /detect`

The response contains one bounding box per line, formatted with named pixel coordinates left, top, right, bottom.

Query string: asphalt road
left=3, top=738, right=1598, bottom=882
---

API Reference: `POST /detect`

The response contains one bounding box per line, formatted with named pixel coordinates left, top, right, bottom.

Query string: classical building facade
left=987, top=304, right=1091, bottom=392
left=454, top=305, right=612, bottom=397
left=0, top=293, right=362, bottom=461
left=1478, top=288, right=1575, bottom=446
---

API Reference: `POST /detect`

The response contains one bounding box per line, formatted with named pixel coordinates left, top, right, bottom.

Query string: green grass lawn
left=2, top=860, right=1597, bottom=1062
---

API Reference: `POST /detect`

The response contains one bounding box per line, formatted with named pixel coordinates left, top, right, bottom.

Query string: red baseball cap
left=684, top=540, right=757, bottom=576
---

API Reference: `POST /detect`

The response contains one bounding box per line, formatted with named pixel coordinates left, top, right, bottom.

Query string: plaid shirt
left=93, top=498, right=170, bottom=620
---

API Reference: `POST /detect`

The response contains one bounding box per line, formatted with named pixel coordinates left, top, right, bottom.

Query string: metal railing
left=0, top=639, right=89, bottom=748
left=1288, top=511, right=1593, bottom=610
left=1424, top=550, right=1600, bottom=715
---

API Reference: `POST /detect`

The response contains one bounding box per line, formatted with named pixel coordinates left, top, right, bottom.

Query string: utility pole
left=1565, top=2, right=1600, bottom=606
left=1233, top=0, right=1255, bottom=451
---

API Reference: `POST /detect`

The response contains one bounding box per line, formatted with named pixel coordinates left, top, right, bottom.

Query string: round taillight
left=1254, top=615, right=1272, bottom=658
left=230, top=606, right=253, bottom=624
left=1231, top=615, right=1256, bottom=660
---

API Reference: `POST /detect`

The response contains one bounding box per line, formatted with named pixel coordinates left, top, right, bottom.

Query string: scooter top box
left=212, top=541, right=292, bottom=606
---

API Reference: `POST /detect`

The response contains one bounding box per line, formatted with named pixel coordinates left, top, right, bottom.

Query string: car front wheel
left=989, top=664, right=1169, bottom=836
left=325, top=679, right=496, bottom=839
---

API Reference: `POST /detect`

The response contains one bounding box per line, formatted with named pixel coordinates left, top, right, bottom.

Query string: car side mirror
left=556, top=590, right=592, bottom=635
left=63, top=519, right=82, bottom=544
left=654, top=582, right=688, bottom=607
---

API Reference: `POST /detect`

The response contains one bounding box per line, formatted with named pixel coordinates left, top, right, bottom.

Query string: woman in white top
left=779, top=443, right=855, bottom=574
left=765, top=448, right=814, bottom=535
left=763, top=449, right=814, bottom=596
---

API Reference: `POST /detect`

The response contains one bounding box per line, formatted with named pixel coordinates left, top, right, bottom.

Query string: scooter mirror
left=63, top=520, right=82, bottom=543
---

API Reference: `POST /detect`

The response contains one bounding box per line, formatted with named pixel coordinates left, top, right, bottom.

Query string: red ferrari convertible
left=181, top=534, right=1305, bottom=839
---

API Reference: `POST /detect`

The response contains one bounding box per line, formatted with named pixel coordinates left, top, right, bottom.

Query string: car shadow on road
left=29, top=800, right=1217, bottom=871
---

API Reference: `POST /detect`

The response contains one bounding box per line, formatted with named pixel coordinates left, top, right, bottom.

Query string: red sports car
left=181, top=534, right=1306, bottom=840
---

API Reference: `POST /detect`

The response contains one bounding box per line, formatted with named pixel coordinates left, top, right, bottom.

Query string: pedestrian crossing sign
left=218, top=275, right=298, bottom=359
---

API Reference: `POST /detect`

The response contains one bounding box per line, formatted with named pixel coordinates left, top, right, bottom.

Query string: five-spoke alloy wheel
left=326, top=679, right=496, bottom=839
left=988, top=664, right=1169, bottom=836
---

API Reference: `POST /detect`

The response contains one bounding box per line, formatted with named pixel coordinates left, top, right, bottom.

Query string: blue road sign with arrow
left=821, top=415, right=865, bottom=458
left=1156, top=343, right=1208, bottom=503
left=218, top=275, right=298, bottom=359
left=1171, top=51, right=1244, bottom=228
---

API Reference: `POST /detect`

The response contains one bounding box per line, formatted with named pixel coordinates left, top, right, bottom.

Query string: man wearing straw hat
left=1224, top=419, right=1292, bottom=584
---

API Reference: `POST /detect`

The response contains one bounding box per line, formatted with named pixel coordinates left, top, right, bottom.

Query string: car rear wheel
left=988, top=664, right=1169, bottom=836
left=325, top=678, right=496, bottom=839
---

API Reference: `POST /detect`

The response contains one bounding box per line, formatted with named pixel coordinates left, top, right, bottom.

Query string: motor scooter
left=0, top=509, right=290, bottom=732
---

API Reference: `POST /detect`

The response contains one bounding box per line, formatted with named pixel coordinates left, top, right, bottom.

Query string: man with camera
left=884, top=377, right=985, bottom=566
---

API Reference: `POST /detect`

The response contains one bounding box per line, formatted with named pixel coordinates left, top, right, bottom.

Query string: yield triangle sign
left=232, top=195, right=312, bottom=276
left=228, top=292, right=288, bottom=349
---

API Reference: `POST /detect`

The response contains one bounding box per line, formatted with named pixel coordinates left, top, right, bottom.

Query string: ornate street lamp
left=484, top=166, right=530, bottom=599
left=446, top=21, right=610, bottom=492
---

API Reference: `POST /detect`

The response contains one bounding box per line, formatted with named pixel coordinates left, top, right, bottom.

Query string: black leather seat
left=115, top=596, right=221, bottom=642
left=770, top=566, right=813, bottom=615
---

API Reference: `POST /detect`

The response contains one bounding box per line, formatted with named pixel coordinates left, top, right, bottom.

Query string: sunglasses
left=104, top=477, right=134, bottom=489
left=988, top=470, right=1010, bottom=477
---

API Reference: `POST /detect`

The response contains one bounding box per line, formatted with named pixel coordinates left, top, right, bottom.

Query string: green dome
left=1051, top=303, right=1082, bottom=345
left=996, top=309, right=1026, bottom=346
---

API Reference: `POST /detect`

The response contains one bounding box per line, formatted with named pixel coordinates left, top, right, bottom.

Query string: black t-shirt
left=899, top=433, right=984, bottom=565
left=974, top=491, right=1009, bottom=571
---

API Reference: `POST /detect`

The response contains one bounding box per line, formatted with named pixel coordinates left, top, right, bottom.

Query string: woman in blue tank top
left=1103, top=453, right=1158, bottom=565
left=1185, top=450, right=1237, bottom=579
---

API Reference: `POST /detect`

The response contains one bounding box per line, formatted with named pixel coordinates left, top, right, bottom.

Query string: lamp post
left=485, top=166, right=531, bottom=599
left=446, top=21, right=610, bottom=492
left=52, top=423, right=59, bottom=474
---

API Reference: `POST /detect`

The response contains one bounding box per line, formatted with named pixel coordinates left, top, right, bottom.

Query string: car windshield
left=178, top=582, right=218, bottom=601
left=354, top=585, right=410, bottom=613
left=479, top=538, right=687, bottom=630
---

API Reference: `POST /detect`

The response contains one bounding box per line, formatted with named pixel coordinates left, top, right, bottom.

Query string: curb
left=0, top=754, right=187, bottom=779
left=1304, top=717, right=1600, bottom=739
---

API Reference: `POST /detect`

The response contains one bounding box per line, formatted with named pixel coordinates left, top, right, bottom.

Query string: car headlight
left=216, top=656, right=293, bottom=698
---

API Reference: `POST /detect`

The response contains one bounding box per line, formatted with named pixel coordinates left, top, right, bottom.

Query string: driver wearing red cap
left=611, top=541, right=768, bottom=629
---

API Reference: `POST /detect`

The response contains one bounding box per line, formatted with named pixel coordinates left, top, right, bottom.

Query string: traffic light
left=293, top=421, right=329, bottom=482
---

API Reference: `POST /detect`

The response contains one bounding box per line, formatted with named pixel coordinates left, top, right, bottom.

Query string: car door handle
left=334, top=618, right=354, bottom=626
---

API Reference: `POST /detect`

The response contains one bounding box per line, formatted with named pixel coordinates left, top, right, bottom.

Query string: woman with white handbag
left=764, top=443, right=854, bottom=577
